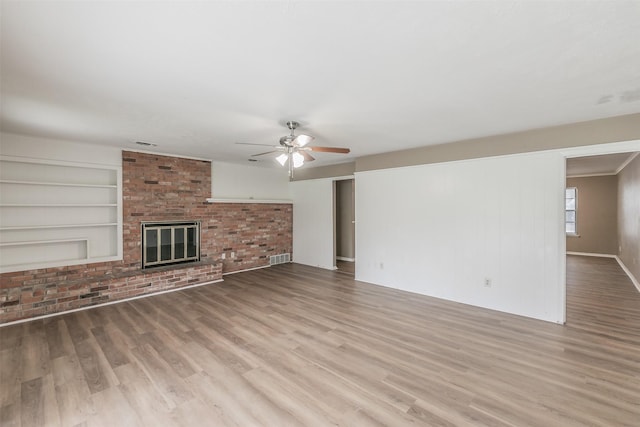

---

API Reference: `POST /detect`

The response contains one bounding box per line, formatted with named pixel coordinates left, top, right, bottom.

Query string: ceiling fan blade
left=308, top=146, right=351, bottom=154
left=252, top=150, right=281, bottom=157
left=300, top=151, right=315, bottom=162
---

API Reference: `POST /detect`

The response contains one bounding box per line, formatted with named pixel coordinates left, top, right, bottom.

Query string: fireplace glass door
left=142, top=222, right=200, bottom=268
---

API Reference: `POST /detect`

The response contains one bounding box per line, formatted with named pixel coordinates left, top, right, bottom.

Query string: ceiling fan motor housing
left=279, top=135, right=295, bottom=147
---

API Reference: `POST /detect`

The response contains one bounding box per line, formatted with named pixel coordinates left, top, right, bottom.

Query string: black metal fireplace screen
left=142, top=221, right=200, bottom=268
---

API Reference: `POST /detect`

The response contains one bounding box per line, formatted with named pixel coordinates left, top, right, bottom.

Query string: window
left=565, top=187, right=577, bottom=235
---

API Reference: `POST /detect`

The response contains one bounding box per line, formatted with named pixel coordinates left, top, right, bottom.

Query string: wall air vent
left=269, top=253, right=291, bottom=266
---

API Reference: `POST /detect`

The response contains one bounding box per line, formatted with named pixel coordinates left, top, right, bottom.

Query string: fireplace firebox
left=142, top=221, right=200, bottom=268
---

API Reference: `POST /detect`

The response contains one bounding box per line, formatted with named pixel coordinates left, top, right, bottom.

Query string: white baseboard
left=615, top=256, right=640, bottom=293
left=566, top=251, right=616, bottom=258
left=336, top=257, right=355, bottom=262
left=566, top=251, right=640, bottom=293
left=0, top=278, right=224, bottom=328
left=222, top=264, right=270, bottom=276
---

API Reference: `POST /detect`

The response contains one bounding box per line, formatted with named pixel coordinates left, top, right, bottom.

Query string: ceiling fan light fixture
left=276, top=153, right=288, bottom=166
left=292, top=151, right=305, bottom=168
left=294, top=134, right=313, bottom=147
left=243, top=120, right=349, bottom=177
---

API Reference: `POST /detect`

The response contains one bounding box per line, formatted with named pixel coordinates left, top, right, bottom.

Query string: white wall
left=290, top=178, right=335, bottom=270
left=0, top=132, right=122, bottom=166
left=356, top=151, right=566, bottom=323
left=211, top=161, right=290, bottom=200
left=617, top=153, right=640, bottom=285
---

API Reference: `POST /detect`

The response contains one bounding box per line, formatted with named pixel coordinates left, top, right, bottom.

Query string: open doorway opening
left=335, top=178, right=355, bottom=275
left=564, top=151, right=640, bottom=323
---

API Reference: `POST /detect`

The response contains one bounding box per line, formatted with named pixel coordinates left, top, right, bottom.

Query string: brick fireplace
left=0, top=151, right=292, bottom=323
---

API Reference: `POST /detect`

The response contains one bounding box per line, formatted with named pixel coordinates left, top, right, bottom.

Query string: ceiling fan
left=236, top=121, right=350, bottom=178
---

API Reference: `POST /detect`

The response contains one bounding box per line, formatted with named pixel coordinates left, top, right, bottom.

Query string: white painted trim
left=354, top=140, right=640, bottom=178
left=294, top=261, right=337, bottom=271
left=123, top=148, right=212, bottom=162
left=566, top=172, right=617, bottom=178
left=566, top=251, right=616, bottom=258
left=206, top=198, right=293, bottom=204
left=561, top=140, right=640, bottom=158
left=0, top=154, right=120, bottom=169
left=293, top=175, right=355, bottom=183
left=615, top=256, right=640, bottom=293
left=558, top=156, right=567, bottom=325
left=615, top=152, right=639, bottom=175
left=0, top=278, right=224, bottom=327
left=222, top=264, right=271, bottom=275
left=336, top=256, right=355, bottom=262
left=116, top=161, right=124, bottom=262
left=0, top=238, right=89, bottom=247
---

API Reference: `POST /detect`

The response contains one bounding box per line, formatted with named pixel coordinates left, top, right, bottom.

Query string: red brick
left=0, top=151, right=289, bottom=323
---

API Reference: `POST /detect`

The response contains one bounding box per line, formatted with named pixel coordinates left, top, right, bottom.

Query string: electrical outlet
left=484, top=278, right=492, bottom=287
left=380, top=262, right=384, bottom=270
left=221, top=253, right=226, bottom=259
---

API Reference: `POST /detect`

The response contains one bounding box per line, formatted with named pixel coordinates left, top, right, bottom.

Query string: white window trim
left=565, top=187, right=579, bottom=237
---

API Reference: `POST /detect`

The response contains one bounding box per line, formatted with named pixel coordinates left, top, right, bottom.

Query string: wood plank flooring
left=336, top=260, right=355, bottom=276
left=1, top=255, right=639, bottom=426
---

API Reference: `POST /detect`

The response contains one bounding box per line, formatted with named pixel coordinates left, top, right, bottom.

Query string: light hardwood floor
left=336, top=260, right=355, bottom=276
left=1, top=255, right=639, bottom=426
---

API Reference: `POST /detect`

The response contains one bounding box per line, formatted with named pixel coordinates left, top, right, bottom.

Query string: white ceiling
left=2, top=1, right=640, bottom=168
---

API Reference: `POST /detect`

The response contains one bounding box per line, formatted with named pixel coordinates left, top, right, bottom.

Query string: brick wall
left=211, top=203, right=292, bottom=273
left=122, top=151, right=215, bottom=269
left=0, top=151, right=292, bottom=323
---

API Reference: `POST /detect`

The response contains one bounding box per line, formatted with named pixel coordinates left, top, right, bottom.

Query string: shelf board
left=0, top=223, right=117, bottom=231
left=206, top=198, right=293, bottom=204
left=0, top=254, right=122, bottom=274
left=0, top=180, right=117, bottom=188
left=0, top=238, right=89, bottom=247
left=0, top=204, right=117, bottom=207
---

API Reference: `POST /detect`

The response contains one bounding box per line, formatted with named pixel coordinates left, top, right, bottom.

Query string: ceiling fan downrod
left=286, top=121, right=299, bottom=133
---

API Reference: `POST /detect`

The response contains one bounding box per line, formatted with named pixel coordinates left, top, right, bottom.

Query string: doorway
left=335, top=178, right=355, bottom=275
left=563, top=148, right=640, bottom=324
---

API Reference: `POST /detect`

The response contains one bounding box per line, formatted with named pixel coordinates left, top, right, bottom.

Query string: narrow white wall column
left=290, top=178, right=335, bottom=270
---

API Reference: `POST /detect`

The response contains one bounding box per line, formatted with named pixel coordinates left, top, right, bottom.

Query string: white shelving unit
left=0, top=156, right=123, bottom=273
left=0, top=180, right=117, bottom=188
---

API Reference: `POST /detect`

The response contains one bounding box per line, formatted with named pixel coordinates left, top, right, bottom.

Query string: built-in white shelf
left=0, top=179, right=117, bottom=188
left=0, top=156, right=122, bottom=273
left=0, top=204, right=118, bottom=207
left=0, top=238, right=89, bottom=247
left=0, top=223, right=118, bottom=231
